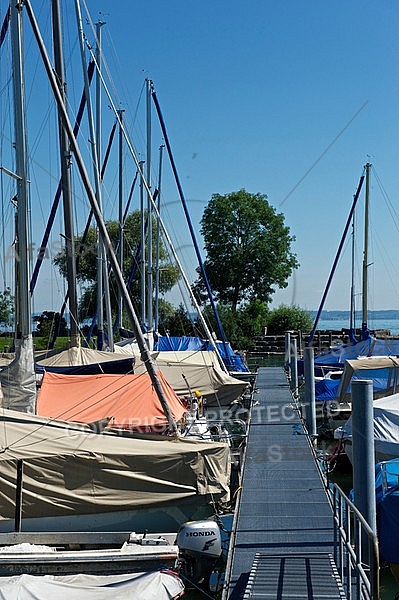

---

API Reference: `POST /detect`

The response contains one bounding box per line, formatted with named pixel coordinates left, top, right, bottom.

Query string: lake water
left=317, top=318, right=399, bottom=336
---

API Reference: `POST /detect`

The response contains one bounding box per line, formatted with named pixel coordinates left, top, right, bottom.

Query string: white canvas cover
left=0, top=408, right=230, bottom=523
left=0, top=336, right=36, bottom=413
left=133, top=351, right=248, bottom=406
left=0, top=571, right=184, bottom=600
left=340, top=392, right=399, bottom=460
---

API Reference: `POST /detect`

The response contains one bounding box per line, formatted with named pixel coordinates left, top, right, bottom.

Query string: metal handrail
left=332, top=484, right=380, bottom=600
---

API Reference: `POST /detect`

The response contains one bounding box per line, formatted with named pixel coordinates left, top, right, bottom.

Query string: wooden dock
left=222, top=367, right=346, bottom=599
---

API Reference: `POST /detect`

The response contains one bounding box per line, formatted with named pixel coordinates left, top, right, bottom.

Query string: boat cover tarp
left=0, top=336, right=36, bottom=413
left=340, top=392, right=399, bottom=460
left=374, top=458, right=399, bottom=563
left=35, top=346, right=135, bottom=375
left=0, top=408, right=231, bottom=520
left=37, top=371, right=186, bottom=428
left=0, top=570, right=184, bottom=600
left=155, top=336, right=205, bottom=352
left=154, top=336, right=249, bottom=372
left=336, top=356, right=399, bottom=404
left=315, top=378, right=339, bottom=400
left=311, top=333, right=399, bottom=369
left=133, top=351, right=248, bottom=406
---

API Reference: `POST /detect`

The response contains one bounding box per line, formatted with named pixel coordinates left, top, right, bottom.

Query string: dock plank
left=223, top=367, right=344, bottom=599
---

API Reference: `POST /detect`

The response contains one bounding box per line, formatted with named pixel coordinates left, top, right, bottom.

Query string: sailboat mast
left=362, top=162, right=371, bottom=332
left=11, top=1, right=31, bottom=339
left=51, top=0, right=79, bottom=348
left=154, top=144, right=164, bottom=333
left=6, top=1, right=36, bottom=414
left=139, top=160, right=146, bottom=325
left=95, top=19, right=104, bottom=349
left=117, top=108, right=124, bottom=329
left=146, top=78, right=153, bottom=334
left=349, top=213, right=356, bottom=332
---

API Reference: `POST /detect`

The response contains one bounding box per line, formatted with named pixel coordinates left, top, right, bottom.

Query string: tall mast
left=95, top=19, right=105, bottom=349
left=362, top=162, right=371, bottom=333
left=6, top=1, right=36, bottom=413
left=154, top=144, right=164, bottom=333
left=349, top=213, right=356, bottom=332
left=117, top=108, right=125, bottom=329
left=51, top=0, right=79, bottom=348
left=146, top=78, right=153, bottom=334
left=139, top=160, right=146, bottom=325
left=11, top=1, right=31, bottom=340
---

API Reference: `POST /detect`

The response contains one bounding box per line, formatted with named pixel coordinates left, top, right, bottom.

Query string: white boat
left=0, top=571, right=184, bottom=600
left=335, top=392, right=399, bottom=464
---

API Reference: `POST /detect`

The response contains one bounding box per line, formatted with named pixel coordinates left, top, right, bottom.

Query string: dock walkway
left=223, top=366, right=345, bottom=599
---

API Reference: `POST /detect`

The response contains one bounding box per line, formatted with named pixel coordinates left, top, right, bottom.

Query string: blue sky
left=1, top=0, right=399, bottom=314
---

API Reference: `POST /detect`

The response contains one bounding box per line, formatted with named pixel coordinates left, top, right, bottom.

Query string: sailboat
left=0, top=0, right=231, bottom=536
left=304, top=163, right=399, bottom=380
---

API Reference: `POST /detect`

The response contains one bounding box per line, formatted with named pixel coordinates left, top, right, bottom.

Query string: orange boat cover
left=37, top=371, right=186, bottom=429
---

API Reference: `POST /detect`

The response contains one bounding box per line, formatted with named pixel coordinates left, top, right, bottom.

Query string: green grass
left=0, top=336, right=70, bottom=353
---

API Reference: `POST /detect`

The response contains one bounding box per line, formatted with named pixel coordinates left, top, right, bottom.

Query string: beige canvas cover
left=0, top=408, right=230, bottom=521
left=133, top=351, right=248, bottom=406
left=337, top=356, right=399, bottom=404
left=35, top=346, right=135, bottom=369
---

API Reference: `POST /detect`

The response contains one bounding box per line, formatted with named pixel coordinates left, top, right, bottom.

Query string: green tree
left=0, top=288, right=13, bottom=325
left=266, top=304, right=313, bottom=334
left=158, top=303, right=196, bottom=337
left=195, top=189, right=298, bottom=310
left=53, top=210, right=180, bottom=319
left=198, top=300, right=269, bottom=349
left=33, top=311, right=68, bottom=343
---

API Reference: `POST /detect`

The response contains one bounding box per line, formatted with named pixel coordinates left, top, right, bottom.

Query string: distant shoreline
left=309, top=310, right=399, bottom=320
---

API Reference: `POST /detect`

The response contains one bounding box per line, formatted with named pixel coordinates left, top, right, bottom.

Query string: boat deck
left=223, top=366, right=345, bottom=599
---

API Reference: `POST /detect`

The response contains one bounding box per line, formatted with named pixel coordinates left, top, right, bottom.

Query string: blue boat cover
left=374, top=459, right=399, bottom=563
left=299, top=332, right=399, bottom=377
left=154, top=336, right=249, bottom=372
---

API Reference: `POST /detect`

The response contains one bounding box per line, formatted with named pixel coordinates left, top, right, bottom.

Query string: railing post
left=284, top=331, right=291, bottom=371
left=289, top=337, right=298, bottom=397
left=303, top=346, right=316, bottom=439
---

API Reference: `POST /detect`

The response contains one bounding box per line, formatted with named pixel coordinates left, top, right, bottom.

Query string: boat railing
left=332, top=483, right=380, bottom=600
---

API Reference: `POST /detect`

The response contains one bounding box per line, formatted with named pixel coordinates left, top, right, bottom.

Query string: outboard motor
left=176, top=520, right=222, bottom=589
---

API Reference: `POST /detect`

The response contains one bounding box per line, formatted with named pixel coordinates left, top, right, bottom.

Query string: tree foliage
left=266, top=304, right=313, bottom=334
left=53, top=210, right=180, bottom=319
left=158, top=303, right=197, bottom=337
left=0, top=288, right=13, bottom=325
left=195, top=189, right=298, bottom=310
left=33, top=311, right=68, bottom=342
left=198, top=300, right=269, bottom=350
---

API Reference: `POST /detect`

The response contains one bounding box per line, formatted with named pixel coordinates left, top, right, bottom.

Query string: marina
left=0, top=1, right=398, bottom=599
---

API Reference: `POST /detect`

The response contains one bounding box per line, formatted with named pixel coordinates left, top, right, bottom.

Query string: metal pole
left=117, top=108, right=124, bottom=329
left=51, top=0, right=79, bottom=348
left=303, top=346, right=317, bottom=438
left=146, top=79, right=153, bottom=333
left=15, top=459, right=23, bottom=532
left=362, top=163, right=371, bottom=335
left=352, top=379, right=377, bottom=535
left=290, top=337, right=298, bottom=397
left=284, top=331, right=291, bottom=371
